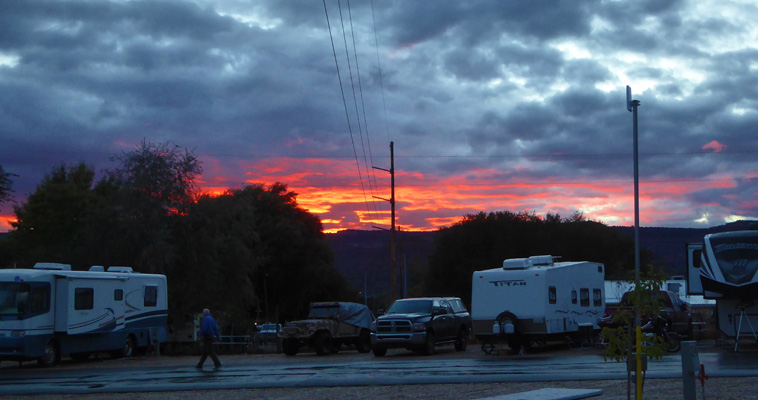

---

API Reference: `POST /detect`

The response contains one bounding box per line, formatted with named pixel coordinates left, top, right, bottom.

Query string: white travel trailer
left=687, top=229, right=758, bottom=339
left=472, top=255, right=605, bottom=353
left=0, top=263, right=168, bottom=366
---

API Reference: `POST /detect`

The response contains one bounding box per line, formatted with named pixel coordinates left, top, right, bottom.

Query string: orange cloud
left=0, top=214, right=15, bottom=232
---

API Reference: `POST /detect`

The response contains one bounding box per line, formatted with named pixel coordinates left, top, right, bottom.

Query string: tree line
left=1, top=144, right=647, bottom=329
left=0, top=141, right=358, bottom=332
left=419, top=211, right=649, bottom=307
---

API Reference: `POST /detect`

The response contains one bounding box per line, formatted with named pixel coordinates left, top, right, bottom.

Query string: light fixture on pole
left=627, top=85, right=642, bottom=400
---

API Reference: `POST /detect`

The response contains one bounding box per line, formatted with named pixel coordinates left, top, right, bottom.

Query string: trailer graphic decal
left=489, top=280, right=527, bottom=287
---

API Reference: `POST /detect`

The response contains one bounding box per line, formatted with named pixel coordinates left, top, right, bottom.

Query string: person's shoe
left=213, top=364, right=222, bottom=370
left=195, top=365, right=203, bottom=369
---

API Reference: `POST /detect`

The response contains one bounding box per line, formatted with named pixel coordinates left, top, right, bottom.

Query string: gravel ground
left=4, top=378, right=756, bottom=400
left=3, top=343, right=756, bottom=399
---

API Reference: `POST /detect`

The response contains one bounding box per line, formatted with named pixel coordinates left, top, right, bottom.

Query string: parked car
left=599, top=290, right=693, bottom=337
left=370, top=297, right=472, bottom=356
left=254, top=323, right=282, bottom=343
left=281, top=302, right=374, bottom=356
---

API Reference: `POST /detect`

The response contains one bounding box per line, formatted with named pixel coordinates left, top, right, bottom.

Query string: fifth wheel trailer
left=472, top=255, right=605, bottom=352
left=0, top=263, right=168, bottom=366
left=687, top=230, right=758, bottom=338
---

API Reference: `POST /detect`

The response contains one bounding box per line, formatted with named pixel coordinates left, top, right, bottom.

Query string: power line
left=346, top=0, right=383, bottom=221
left=322, top=0, right=374, bottom=222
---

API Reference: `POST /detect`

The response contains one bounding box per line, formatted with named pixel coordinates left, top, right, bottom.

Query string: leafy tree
left=601, top=266, right=670, bottom=363
left=168, top=183, right=357, bottom=330
left=0, top=165, right=16, bottom=205
left=107, top=139, right=203, bottom=274
left=425, top=211, right=645, bottom=306
left=10, top=163, right=97, bottom=266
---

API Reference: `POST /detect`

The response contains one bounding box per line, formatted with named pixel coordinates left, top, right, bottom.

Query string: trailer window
left=114, top=289, right=123, bottom=301
left=580, top=288, right=589, bottom=307
left=571, top=290, right=577, bottom=304
left=548, top=286, right=557, bottom=304
left=144, top=286, right=158, bottom=307
left=593, top=289, right=602, bottom=307
left=75, top=288, right=94, bottom=310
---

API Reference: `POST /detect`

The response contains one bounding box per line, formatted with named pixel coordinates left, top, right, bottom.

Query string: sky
left=1, top=0, right=758, bottom=234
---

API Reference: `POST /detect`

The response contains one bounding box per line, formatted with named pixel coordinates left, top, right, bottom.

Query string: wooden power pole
left=373, top=141, right=397, bottom=301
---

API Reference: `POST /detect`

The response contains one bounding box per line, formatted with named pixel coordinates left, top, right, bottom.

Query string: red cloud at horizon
left=0, top=157, right=746, bottom=234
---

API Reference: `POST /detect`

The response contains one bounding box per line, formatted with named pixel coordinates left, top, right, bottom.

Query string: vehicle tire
left=356, top=329, right=372, bottom=353
left=331, top=342, right=342, bottom=354
left=313, top=331, right=332, bottom=356
left=38, top=340, right=60, bottom=367
left=110, top=335, right=136, bottom=359
left=70, top=352, right=91, bottom=361
left=372, top=347, right=387, bottom=357
left=667, top=332, right=681, bottom=353
left=455, top=328, right=468, bottom=352
left=422, top=331, right=436, bottom=356
left=282, top=339, right=299, bottom=356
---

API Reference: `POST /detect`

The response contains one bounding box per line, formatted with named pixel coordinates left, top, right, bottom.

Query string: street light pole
left=627, top=85, right=642, bottom=400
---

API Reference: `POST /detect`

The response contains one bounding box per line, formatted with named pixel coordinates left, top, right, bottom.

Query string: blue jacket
left=200, top=315, right=220, bottom=339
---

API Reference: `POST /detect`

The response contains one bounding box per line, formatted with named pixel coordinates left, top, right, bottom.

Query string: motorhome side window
left=114, top=289, right=123, bottom=301
left=571, top=289, right=577, bottom=304
left=30, top=284, right=51, bottom=313
left=593, top=289, right=602, bottom=307
left=548, top=286, right=557, bottom=304
left=580, top=288, right=589, bottom=307
left=75, top=288, right=94, bottom=310
left=144, top=286, right=158, bottom=307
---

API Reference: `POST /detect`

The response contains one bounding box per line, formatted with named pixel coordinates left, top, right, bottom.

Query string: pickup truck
left=600, top=290, right=693, bottom=337
left=370, top=297, right=472, bottom=356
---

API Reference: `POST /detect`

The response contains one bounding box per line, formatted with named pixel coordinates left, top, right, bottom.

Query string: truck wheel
left=455, top=328, right=468, bottom=351
left=282, top=339, right=299, bottom=356
left=372, top=347, right=387, bottom=357
left=356, top=329, right=372, bottom=353
left=314, top=332, right=332, bottom=356
left=667, top=332, right=681, bottom=353
left=423, top=331, right=436, bottom=355
left=38, top=340, right=60, bottom=367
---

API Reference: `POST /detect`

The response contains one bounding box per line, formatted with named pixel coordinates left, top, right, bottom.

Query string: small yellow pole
left=636, top=325, right=642, bottom=399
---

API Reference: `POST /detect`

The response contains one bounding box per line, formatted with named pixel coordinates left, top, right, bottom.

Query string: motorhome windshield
left=0, top=282, right=50, bottom=317
left=387, top=299, right=432, bottom=314
left=0, top=282, right=31, bottom=316
left=710, top=235, right=758, bottom=285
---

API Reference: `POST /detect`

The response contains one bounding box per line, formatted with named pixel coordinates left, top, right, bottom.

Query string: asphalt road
left=3, top=344, right=758, bottom=396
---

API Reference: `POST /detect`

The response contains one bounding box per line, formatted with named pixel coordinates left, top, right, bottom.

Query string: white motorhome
left=687, top=230, right=758, bottom=338
left=0, top=263, right=168, bottom=366
left=472, top=255, right=605, bottom=353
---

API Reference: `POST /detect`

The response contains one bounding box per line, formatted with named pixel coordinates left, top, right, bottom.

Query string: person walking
left=196, top=308, right=222, bottom=370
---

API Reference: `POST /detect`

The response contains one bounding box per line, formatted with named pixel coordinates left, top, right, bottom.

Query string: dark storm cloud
left=2, top=0, right=758, bottom=231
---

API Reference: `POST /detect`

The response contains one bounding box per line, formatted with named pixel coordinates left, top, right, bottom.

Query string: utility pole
left=373, top=141, right=397, bottom=301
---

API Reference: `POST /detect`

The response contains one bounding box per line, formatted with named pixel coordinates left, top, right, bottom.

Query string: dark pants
left=197, top=335, right=221, bottom=368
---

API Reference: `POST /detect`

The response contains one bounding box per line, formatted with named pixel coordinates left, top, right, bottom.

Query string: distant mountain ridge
left=326, top=220, right=758, bottom=294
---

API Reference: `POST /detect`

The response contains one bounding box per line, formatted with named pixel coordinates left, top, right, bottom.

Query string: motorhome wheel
left=38, top=340, right=60, bottom=367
